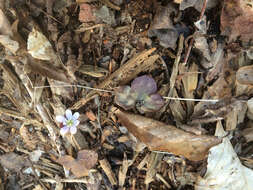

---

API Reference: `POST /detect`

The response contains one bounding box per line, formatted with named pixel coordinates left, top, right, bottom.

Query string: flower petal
left=73, top=120, right=80, bottom=127
left=138, top=94, right=164, bottom=113
left=60, top=126, right=69, bottom=136
left=70, top=126, right=77, bottom=134
left=65, top=109, right=72, bottom=120
left=56, top=115, right=66, bottom=123
left=131, top=75, right=157, bottom=95
left=73, top=112, right=80, bottom=120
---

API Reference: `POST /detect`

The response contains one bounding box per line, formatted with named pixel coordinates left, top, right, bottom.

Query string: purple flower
left=115, top=75, right=164, bottom=113
left=56, top=109, right=80, bottom=136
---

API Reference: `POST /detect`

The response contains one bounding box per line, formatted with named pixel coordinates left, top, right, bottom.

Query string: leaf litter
left=0, top=0, right=253, bottom=190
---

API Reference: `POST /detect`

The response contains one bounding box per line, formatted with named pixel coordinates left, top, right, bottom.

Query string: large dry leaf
left=196, top=121, right=253, bottom=190
left=57, top=150, right=98, bottom=178
left=114, top=109, right=221, bottom=161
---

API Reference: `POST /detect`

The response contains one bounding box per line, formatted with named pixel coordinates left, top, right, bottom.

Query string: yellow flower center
left=66, top=120, right=73, bottom=127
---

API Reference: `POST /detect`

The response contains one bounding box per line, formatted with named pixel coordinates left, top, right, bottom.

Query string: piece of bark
left=114, top=109, right=221, bottom=161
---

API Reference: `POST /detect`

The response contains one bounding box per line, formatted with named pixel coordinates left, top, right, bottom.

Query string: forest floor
left=0, top=0, right=253, bottom=190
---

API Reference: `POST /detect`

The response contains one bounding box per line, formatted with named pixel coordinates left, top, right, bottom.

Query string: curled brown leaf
left=114, top=109, right=221, bottom=161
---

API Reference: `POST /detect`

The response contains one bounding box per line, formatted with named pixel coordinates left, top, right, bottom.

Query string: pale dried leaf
left=194, top=36, right=211, bottom=61
left=196, top=121, right=253, bottom=190
left=0, top=9, right=12, bottom=35
left=0, top=35, right=19, bottom=54
left=27, top=28, right=55, bottom=61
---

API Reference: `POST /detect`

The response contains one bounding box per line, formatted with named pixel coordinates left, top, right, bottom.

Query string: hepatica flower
left=115, top=75, right=164, bottom=113
left=56, top=109, right=80, bottom=136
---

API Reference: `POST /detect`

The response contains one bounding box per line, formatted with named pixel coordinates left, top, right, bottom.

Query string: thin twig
left=163, top=97, right=219, bottom=102
left=33, top=84, right=114, bottom=93
left=32, top=84, right=221, bottom=103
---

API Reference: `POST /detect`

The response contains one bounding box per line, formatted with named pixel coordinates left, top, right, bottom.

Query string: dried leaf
left=114, top=108, right=221, bottom=161
left=20, top=124, right=38, bottom=150
left=0, top=35, right=19, bottom=54
left=27, top=28, right=56, bottom=61
left=94, top=6, right=116, bottom=25
left=57, top=150, right=98, bottom=178
left=194, top=36, right=211, bottom=62
left=236, top=65, right=253, bottom=85
left=26, top=58, right=74, bottom=83
left=0, top=152, right=29, bottom=172
left=221, top=0, right=253, bottom=42
left=0, top=9, right=12, bottom=35
left=225, top=101, right=247, bottom=131
left=196, top=121, right=253, bottom=190
left=148, top=4, right=180, bottom=49
left=79, top=3, right=96, bottom=23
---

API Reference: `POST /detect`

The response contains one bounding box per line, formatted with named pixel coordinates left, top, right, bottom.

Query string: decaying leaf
left=0, top=152, right=29, bottom=172
left=25, top=57, right=74, bottom=83
left=79, top=3, right=96, bottom=23
left=27, top=28, right=56, bottom=61
left=236, top=65, right=253, bottom=86
left=20, top=124, right=38, bottom=150
left=221, top=0, right=253, bottom=42
left=114, top=108, right=221, bottom=161
left=148, top=4, right=184, bottom=49
left=0, top=35, right=19, bottom=54
left=194, top=36, right=211, bottom=62
left=196, top=121, right=253, bottom=190
left=57, top=150, right=98, bottom=178
left=225, top=100, right=247, bottom=131
left=0, top=9, right=12, bottom=35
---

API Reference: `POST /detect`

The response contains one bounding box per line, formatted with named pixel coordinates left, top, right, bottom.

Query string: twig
left=33, top=84, right=113, bottom=93
left=41, top=178, right=89, bottom=184
left=183, top=0, right=208, bottom=65
left=32, top=84, right=221, bottom=103
left=163, top=97, right=219, bottom=102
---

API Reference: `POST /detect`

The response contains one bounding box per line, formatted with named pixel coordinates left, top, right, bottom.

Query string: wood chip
left=99, top=158, right=117, bottom=185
